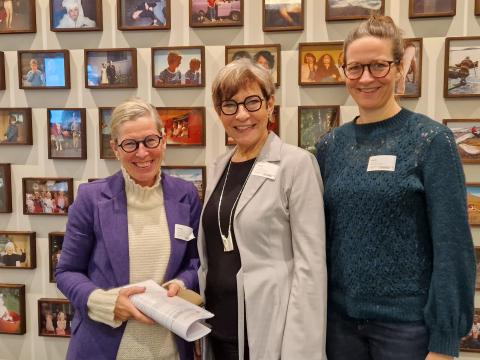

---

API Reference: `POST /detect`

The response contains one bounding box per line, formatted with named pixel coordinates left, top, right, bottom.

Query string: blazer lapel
left=203, top=148, right=235, bottom=206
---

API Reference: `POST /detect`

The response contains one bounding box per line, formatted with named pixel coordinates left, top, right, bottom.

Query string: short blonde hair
left=212, top=59, right=275, bottom=115
left=110, top=97, right=163, bottom=140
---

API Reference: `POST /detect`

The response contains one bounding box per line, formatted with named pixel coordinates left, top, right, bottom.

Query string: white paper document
left=129, top=279, right=213, bottom=342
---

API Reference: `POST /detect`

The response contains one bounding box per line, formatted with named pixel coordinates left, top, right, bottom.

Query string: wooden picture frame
left=117, top=0, right=171, bottom=30
left=50, top=0, right=102, bottom=31
left=476, top=247, right=480, bottom=291
left=152, top=46, right=205, bottom=88
left=0, top=231, right=36, bottom=269
left=38, top=298, right=74, bottom=337
left=444, top=37, right=480, bottom=98
left=0, top=108, right=33, bottom=145
left=460, top=308, right=480, bottom=352
left=225, top=44, right=281, bottom=86
left=157, top=107, right=206, bottom=146
left=263, top=0, right=304, bottom=32
left=476, top=0, right=480, bottom=16
left=0, top=164, right=12, bottom=213
left=225, top=105, right=280, bottom=146
left=163, top=166, right=206, bottom=201
left=395, top=38, right=423, bottom=98
left=409, top=0, right=456, bottom=18
left=22, top=177, right=74, bottom=216
left=85, top=48, right=138, bottom=89
left=0, top=52, right=5, bottom=90
left=48, top=232, right=64, bottom=283
left=299, top=42, right=345, bottom=85
left=99, top=107, right=115, bottom=159
left=0, top=0, right=36, bottom=34
left=325, top=0, right=384, bottom=21
left=18, top=50, right=70, bottom=89
left=298, top=105, right=340, bottom=155
left=189, top=0, right=243, bottom=28
left=466, top=183, right=480, bottom=226
left=47, top=108, right=87, bottom=160
left=0, top=284, right=26, bottom=335
left=443, top=119, right=480, bottom=164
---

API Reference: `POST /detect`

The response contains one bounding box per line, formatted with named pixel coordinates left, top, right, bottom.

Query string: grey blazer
left=198, top=133, right=327, bottom=360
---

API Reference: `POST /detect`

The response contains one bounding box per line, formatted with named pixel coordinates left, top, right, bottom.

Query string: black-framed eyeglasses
left=220, top=95, right=265, bottom=116
left=116, top=134, right=163, bottom=153
left=342, top=60, right=399, bottom=80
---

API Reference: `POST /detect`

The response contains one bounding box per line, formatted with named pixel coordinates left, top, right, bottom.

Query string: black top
left=203, top=157, right=256, bottom=341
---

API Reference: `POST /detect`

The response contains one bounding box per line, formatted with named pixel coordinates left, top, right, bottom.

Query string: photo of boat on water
left=443, top=119, right=480, bottom=163
left=445, top=38, right=480, bottom=97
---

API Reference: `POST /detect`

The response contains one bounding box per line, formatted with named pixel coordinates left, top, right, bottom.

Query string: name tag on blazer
left=252, top=161, right=279, bottom=180
left=175, top=224, right=195, bottom=241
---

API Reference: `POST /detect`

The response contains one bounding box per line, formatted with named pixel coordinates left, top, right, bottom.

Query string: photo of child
left=153, top=47, right=204, bottom=87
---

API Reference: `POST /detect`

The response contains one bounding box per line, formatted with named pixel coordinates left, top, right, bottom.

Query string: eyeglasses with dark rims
left=342, top=60, right=399, bottom=80
left=220, top=95, right=265, bottom=116
left=116, top=134, right=163, bottom=153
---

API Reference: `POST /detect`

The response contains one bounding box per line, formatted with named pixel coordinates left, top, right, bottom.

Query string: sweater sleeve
left=87, top=288, right=123, bottom=328
left=422, top=129, right=476, bottom=357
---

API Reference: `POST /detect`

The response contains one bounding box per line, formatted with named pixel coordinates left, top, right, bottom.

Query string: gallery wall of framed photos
left=0, top=0, right=479, bottom=359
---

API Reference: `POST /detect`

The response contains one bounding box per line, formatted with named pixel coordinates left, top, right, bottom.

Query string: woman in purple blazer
left=56, top=97, right=201, bottom=360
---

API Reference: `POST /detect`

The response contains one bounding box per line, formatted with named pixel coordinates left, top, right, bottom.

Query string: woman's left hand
left=166, top=282, right=181, bottom=297
left=425, top=352, right=453, bottom=360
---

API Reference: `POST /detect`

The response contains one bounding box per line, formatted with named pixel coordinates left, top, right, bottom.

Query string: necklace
left=217, top=156, right=257, bottom=252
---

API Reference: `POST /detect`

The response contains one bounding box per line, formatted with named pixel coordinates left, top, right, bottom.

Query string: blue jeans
left=327, top=309, right=429, bottom=360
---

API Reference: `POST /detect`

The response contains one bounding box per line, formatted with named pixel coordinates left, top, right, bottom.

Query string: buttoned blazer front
left=56, top=170, right=201, bottom=360
left=198, top=132, right=328, bottom=360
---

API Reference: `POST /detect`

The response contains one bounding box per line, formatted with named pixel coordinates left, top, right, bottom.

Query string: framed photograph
left=298, top=106, right=340, bottom=155
left=189, top=0, right=243, bottom=28
left=466, top=183, right=480, bottom=226
left=0, top=52, right=5, bottom=90
left=38, top=298, right=74, bottom=337
left=22, top=177, right=73, bottom=216
left=263, top=0, right=304, bottom=32
left=299, top=42, right=345, bottom=85
left=0, top=0, right=36, bottom=34
left=460, top=308, right=480, bottom=352
left=50, top=0, right=102, bottom=31
left=0, top=284, right=26, bottom=335
left=99, top=107, right=115, bottom=159
left=0, top=108, right=33, bottom=145
left=48, top=232, right=64, bottom=283
left=18, top=50, right=70, bottom=89
left=85, top=49, right=137, bottom=88
left=0, top=231, right=36, bottom=269
left=443, top=119, right=480, bottom=163
left=117, top=0, right=170, bottom=30
left=152, top=46, right=205, bottom=88
left=47, top=108, right=87, bottom=160
left=476, top=0, right=480, bottom=16
left=476, top=247, right=480, bottom=291
left=225, top=44, right=281, bottom=86
left=444, top=37, right=480, bottom=98
left=226, top=105, right=280, bottom=146
left=409, top=0, right=456, bottom=18
left=325, top=0, right=384, bottom=21
left=157, top=107, right=206, bottom=146
left=395, top=38, right=423, bottom=98
left=163, top=166, right=206, bottom=201
left=0, top=164, right=12, bottom=213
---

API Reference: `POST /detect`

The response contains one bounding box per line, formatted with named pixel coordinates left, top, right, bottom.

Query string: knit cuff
left=428, top=329, right=460, bottom=357
left=87, top=288, right=123, bottom=328
left=162, top=279, right=186, bottom=290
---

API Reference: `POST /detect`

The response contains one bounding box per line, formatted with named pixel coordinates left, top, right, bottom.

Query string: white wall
left=0, top=0, right=479, bottom=359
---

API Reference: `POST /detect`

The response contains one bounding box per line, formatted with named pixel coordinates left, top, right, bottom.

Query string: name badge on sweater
left=252, top=162, right=278, bottom=180
left=175, top=224, right=195, bottom=241
left=367, top=155, right=396, bottom=172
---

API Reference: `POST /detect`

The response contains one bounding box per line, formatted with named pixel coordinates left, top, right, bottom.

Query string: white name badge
left=174, top=224, right=195, bottom=241
left=367, top=155, right=396, bottom=172
left=252, top=161, right=278, bottom=180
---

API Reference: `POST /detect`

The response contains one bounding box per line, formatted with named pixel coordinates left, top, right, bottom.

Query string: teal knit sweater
left=316, top=108, right=475, bottom=357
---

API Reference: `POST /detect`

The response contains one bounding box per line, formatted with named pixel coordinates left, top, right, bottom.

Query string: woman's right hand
left=113, top=286, right=155, bottom=325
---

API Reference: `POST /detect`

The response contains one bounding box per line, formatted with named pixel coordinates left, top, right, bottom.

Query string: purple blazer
left=56, top=171, right=201, bottom=360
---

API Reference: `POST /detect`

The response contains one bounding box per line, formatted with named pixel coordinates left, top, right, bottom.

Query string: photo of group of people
left=190, top=0, right=242, bottom=27
left=86, top=50, right=137, bottom=88
left=153, top=47, right=204, bottom=87
left=298, top=106, right=340, bottom=155
left=299, top=43, right=344, bottom=85
left=0, top=0, right=35, bottom=34
left=0, top=232, right=35, bottom=269
left=48, top=233, right=64, bottom=283
left=446, top=38, right=480, bottom=97
left=263, top=0, right=303, bottom=31
left=18, top=51, right=69, bottom=89
left=119, top=0, right=169, bottom=29
left=158, top=107, right=205, bottom=146
left=50, top=0, right=101, bottom=31
left=0, top=284, right=25, bottom=335
left=226, top=45, right=280, bottom=84
left=23, top=178, right=73, bottom=216
left=0, top=109, right=32, bottom=145
left=38, top=299, right=74, bottom=337
left=48, top=109, right=86, bottom=159
left=162, top=166, right=206, bottom=200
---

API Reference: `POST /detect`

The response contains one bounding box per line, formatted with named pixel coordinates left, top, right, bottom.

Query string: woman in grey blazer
left=197, top=59, right=327, bottom=360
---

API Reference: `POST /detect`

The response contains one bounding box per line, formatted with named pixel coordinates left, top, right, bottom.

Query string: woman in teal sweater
left=316, top=15, right=475, bottom=360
